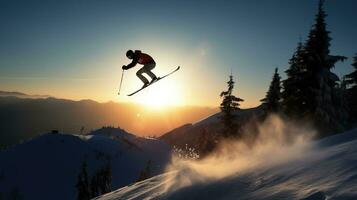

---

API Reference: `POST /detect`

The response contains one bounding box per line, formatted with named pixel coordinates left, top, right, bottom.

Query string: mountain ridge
left=0, top=94, right=218, bottom=148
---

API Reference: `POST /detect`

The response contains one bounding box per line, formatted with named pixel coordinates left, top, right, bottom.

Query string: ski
left=127, top=66, right=180, bottom=96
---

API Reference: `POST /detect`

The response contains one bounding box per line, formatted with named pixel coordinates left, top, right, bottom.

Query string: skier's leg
left=143, top=63, right=157, bottom=81
left=136, top=67, right=150, bottom=86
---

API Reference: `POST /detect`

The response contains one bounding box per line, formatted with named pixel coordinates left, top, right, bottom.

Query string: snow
left=0, top=128, right=171, bottom=200
left=193, top=107, right=262, bottom=127
left=160, top=107, right=264, bottom=149
left=95, top=125, right=357, bottom=200
left=2, top=118, right=357, bottom=200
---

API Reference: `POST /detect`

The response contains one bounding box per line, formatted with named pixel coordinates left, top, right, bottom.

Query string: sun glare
left=133, top=79, right=185, bottom=109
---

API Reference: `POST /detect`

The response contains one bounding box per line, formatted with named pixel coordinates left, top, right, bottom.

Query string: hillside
left=0, top=127, right=171, bottom=200
left=94, top=127, right=357, bottom=200
left=160, top=107, right=263, bottom=148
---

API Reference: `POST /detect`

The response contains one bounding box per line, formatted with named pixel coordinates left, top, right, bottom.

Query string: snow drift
left=95, top=115, right=357, bottom=200
left=161, top=115, right=316, bottom=194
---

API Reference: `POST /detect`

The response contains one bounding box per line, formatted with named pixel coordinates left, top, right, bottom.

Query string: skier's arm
left=123, top=53, right=139, bottom=70
left=123, top=58, right=138, bottom=70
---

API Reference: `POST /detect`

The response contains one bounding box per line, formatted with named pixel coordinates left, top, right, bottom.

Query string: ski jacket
left=124, top=50, right=155, bottom=70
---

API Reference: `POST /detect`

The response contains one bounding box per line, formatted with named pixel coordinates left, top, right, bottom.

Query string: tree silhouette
left=197, top=128, right=217, bottom=158
left=76, top=161, right=90, bottom=200
left=282, top=41, right=308, bottom=117
left=90, top=164, right=112, bottom=198
left=137, top=160, right=152, bottom=182
left=282, top=0, right=347, bottom=134
left=261, top=68, right=281, bottom=113
left=302, top=0, right=347, bottom=133
left=220, top=74, right=244, bottom=137
left=76, top=162, right=112, bottom=199
left=345, top=54, right=357, bottom=123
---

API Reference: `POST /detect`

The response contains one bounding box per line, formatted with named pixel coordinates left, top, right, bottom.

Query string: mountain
left=94, top=127, right=357, bottom=200
left=160, top=107, right=263, bottom=149
left=0, top=127, right=171, bottom=200
left=0, top=94, right=218, bottom=148
left=0, top=91, right=50, bottom=99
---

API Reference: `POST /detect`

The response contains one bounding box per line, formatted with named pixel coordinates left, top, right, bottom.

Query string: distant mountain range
left=0, top=91, right=218, bottom=148
left=0, top=91, right=51, bottom=99
left=0, top=96, right=264, bottom=199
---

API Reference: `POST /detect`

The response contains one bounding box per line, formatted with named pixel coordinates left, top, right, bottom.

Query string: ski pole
left=118, top=69, right=125, bottom=95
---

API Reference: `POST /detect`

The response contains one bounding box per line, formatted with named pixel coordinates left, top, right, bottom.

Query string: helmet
left=126, top=50, right=134, bottom=59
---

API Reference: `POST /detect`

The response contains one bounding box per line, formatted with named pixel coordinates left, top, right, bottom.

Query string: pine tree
left=90, top=174, right=99, bottom=198
left=103, top=164, right=112, bottom=194
left=89, top=164, right=112, bottom=198
left=299, top=0, right=346, bottom=133
left=98, top=165, right=112, bottom=195
left=9, top=187, right=23, bottom=200
left=137, top=160, right=152, bottom=182
left=261, top=68, right=281, bottom=113
left=197, top=128, right=216, bottom=158
left=345, top=54, right=357, bottom=123
left=337, top=76, right=349, bottom=126
left=220, top=74, right=244, bottom=137
left=97, top=168, right=106, bottom=195
left=76, top=161, right=91, bottom=200
left=282, top=41, right=309, bottom=117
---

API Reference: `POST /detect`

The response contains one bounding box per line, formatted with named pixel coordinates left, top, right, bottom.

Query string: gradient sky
left=1, top=0, right=357, bottom=108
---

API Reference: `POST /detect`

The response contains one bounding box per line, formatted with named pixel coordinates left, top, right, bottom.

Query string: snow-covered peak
left=0, top=129, right=171, bottom=200
left=88, top=127, right=135, bottom=139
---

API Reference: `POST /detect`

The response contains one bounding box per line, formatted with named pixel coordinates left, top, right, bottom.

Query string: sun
left=133, top=79, right=185, bottom=109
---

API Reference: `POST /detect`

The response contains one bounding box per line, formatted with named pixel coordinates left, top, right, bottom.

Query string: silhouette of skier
left=122, top=50, right=158, bottom=88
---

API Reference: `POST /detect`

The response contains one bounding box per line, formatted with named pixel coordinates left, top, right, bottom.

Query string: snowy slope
left=95, top=127, right=357, bottom=200
left=0, top=127, right=171, bottom=200
left=160, top=107, right=263, bottom=148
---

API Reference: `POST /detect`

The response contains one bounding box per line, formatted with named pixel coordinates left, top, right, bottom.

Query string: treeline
left=218, top=0, right=357, bottom=139
left=76, top=161, right=112, bottom=200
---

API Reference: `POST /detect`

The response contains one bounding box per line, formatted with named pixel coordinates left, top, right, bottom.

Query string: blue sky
left=0, top=0, right=357, bottom=107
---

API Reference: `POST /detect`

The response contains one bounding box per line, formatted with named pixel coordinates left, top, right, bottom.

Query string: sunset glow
left=1, top=0, right=356, bottom=109
left=132, top=79, right=185, bottom=108
left=1, top=1, right=357, bottom=199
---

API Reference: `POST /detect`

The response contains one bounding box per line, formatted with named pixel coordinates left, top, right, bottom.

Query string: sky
left=1, top=0, right=357, bottom=108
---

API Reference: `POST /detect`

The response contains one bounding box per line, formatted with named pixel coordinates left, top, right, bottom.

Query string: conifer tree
left=103, top=164, right=112, bottom=194
left=197, top=128, right=216, bottom=158
left=137, top=160, right=152, bottom=182
left=98, top=164, right=112, bottom=195
left=220, top=74, right=244, bottom=137
left=285, top=0, right=346, bottom=133
left=90, top=174, right=99, bottom=198
left=282, top=41, right=308, bottom=117
left=76, top=161, right=91, bottom=200
left=89, top=164, right=112, bottom=198
left=345, top=54, right=357, bottom=123
left=261, top=68, right=281, bottom=113
left=306, top=0, right=347, bottom=132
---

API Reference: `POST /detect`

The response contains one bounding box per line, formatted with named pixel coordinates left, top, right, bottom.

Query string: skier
left=122, top=50, right=158, bottom=88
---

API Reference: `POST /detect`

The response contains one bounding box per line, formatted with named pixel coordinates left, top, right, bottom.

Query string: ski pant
left=136, top=62, right=157, bottom=84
